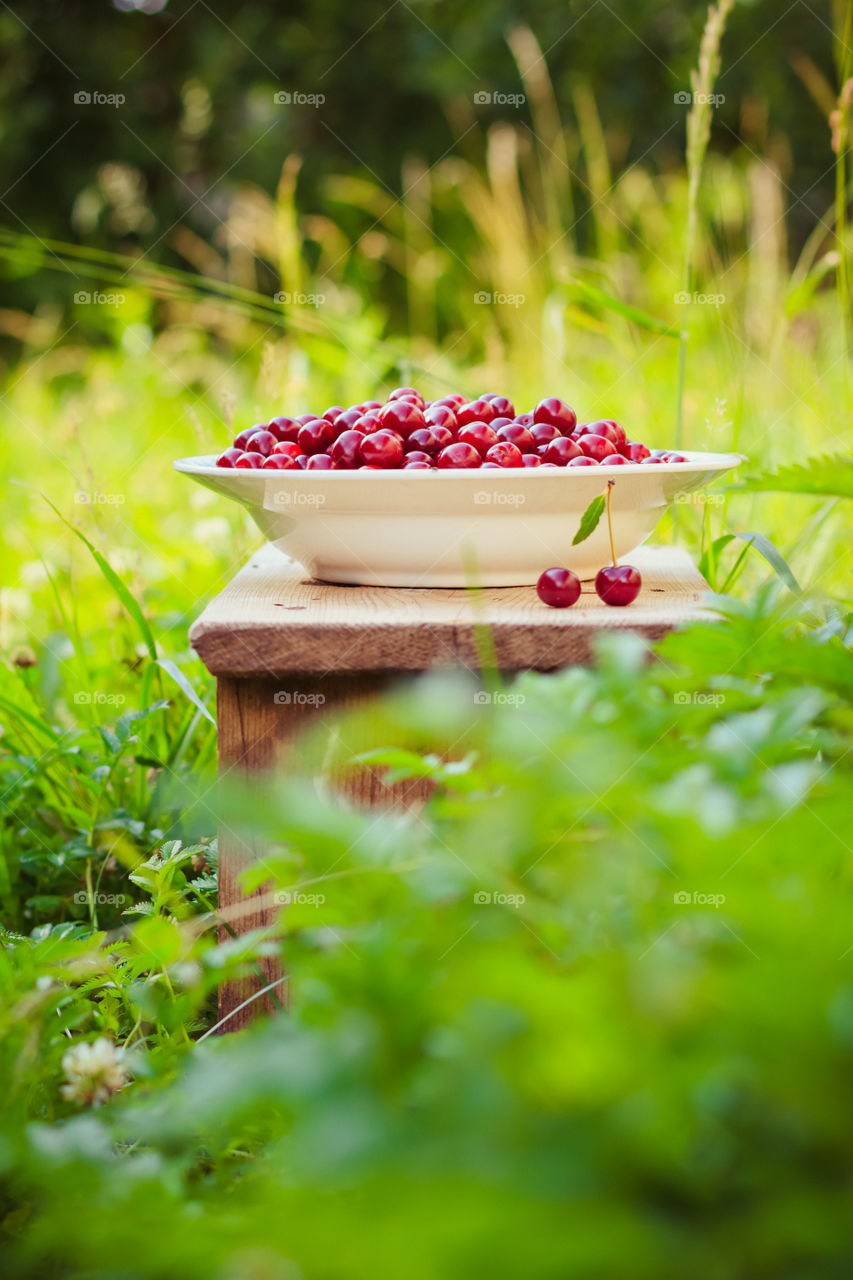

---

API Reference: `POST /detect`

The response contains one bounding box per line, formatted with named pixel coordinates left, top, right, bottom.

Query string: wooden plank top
left=190, top=543, right=713, bottom=676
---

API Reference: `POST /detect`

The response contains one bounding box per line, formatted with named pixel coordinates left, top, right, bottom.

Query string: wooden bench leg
left=215, top=672, right=432, bottom=1030
left=216, top=676, right=288, bottom=1029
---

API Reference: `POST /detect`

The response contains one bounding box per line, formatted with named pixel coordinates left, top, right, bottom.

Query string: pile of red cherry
left=215, top=387, right=688, bottom=471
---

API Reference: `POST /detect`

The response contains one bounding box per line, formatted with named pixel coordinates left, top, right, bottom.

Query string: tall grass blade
left=675, top=0, right=735, bottom=446
left=43, top=498, right=157, bottom=659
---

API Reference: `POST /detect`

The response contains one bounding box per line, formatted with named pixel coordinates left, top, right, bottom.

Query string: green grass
left=1, top=8, right=853, bottom=1275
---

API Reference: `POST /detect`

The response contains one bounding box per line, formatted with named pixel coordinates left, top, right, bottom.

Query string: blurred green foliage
left=1, top=0, right=853, bottom=1275
left=3, top=600, right=853, bottom=1277
left=0, top=0, right=841, bottom=328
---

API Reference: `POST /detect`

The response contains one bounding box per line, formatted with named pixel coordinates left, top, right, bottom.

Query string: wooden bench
left=191, top=542, right=710, bottom=1028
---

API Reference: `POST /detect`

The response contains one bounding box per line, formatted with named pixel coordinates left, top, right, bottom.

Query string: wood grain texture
left=191, top=543, right=713, bottom=677
left=216, top=677, right=283, bottom=1028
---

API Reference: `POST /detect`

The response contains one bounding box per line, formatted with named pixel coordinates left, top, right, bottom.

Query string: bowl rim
left=174, top=449, right=746, bottom=477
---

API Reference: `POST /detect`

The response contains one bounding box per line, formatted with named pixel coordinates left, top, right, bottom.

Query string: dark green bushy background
left=0, top=0, right=834, bottom=307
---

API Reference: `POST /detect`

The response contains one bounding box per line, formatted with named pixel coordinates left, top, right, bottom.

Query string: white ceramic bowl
left=174, top=451, right=743, bottom=586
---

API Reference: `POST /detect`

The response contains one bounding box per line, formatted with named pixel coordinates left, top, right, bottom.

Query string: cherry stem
left=605, top=479, right=617, bottom=566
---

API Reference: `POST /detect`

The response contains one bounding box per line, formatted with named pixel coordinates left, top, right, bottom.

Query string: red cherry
left=295, top=455, right=309, bottom=469
left=568, top=456, right=598, bottom=467
left=359, top=464, right=381, bottom=470
left=245, top=430, right=277, bottom=457
left=485, top=395, right=515, bottom=417
left=534, top=398, right=577, bottom=432
left=403, top=460, right=432, bottom=470
left=359, top=399, right=383, bottom=412
left=578, top=433, right=618, bottom=462
left=456, top=399, right=496, bottom=426
left=306, top=454, right=335, bottom=470
left=334, top=409, right=365, bottom=431
left=603, top=454, right=629, bottom=465
left=360, top=430, right=404, bottom=468
left=484, top=441, right=523, bottom=468
left=262, top=452, right=299, bottom=470
left=662, top=452, right=689, bottom=463
left=514, top=412, right=535, bottom=427
left=489, top=417, right=513, bottom=431
left=595, top=565, right=641, bottom=606
left=531, top=421, right=561, bottom=448
left=379, top=400, right=426, bottom=440
left=272, top=440, right=302, bottom=458
left=388, top=386, right=425, bottom=408
left=624, top=442, right=650, bottom=462
left=495, top=423, right=536, bottom=453
left=642, top=456, right=665, bottom=465
left=437, top=442, right=482, bottom=469
left=234, top=451, right=266, bottom=469
left=331, top=430, right=365, bottom=469
left=588, top=419, right=627, bottom=449
left=536, top=567, right=581, bottom=608
left=322, top=406, right=345, bottom=423
left=403, top=450, right=433, bottom=464
left=297, top=419, right=336, bottom=455
left=352, top=413, right=381, bottom=434
left=424, top=404, right=458, bottom=432
left=521, top=454, right=543, bottom=467
left=543, top=437, right=582, bottom=465
left=407, top=425, right=453, bottom=455
left=268, top=417, right=301, bottom=443
left=294, top=413, right=318, bottom=425
left=457, top=421, right=498, bottom=457
left=216, top=447, right=244, bottom=468
left=232, top=427, right=258, bottom=450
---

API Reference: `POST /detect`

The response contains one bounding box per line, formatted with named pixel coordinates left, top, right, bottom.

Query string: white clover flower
left=61, top=1037, right=129, bottom=1107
